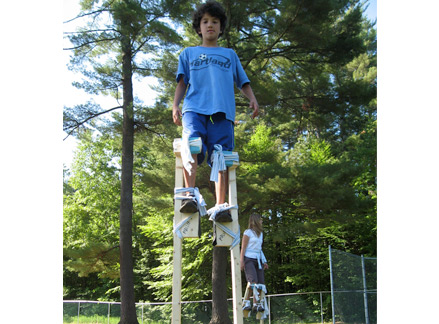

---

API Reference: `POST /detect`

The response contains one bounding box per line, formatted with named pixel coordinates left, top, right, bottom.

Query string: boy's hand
left=250, top=100, right=259, bottom=119
left=173, top=106, right=182, bottom=126
left=240, top=83, right=259, bottom=119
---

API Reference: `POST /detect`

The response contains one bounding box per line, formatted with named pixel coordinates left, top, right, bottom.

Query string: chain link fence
left=329, top=246, right=377, bottom=324
left=64, top=291, right=334, bottom=324
left=63, top=247, right=376, bottom=324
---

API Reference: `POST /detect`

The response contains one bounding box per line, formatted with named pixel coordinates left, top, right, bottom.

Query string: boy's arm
left=240, top=83, right=259, bottom=119
left=172, top=77, right=187, bottom=126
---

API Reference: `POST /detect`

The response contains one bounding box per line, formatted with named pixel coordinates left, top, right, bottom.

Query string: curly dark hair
left=192, top=1, right=227, bottom=38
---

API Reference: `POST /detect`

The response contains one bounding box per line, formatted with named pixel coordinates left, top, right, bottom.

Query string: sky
left=62, top=0, right=377, bottom=169
left=364, top=0, right=377, bottom=21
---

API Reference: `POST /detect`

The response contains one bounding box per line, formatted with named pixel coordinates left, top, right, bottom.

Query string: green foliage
left=242, top=123, right=279, bottom=163
left=65, top=243, right=120, bottom=279
left=64, top=132, right=121, bottom=246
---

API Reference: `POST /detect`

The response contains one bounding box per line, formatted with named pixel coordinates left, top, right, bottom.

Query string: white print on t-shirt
left=191, top=54, right=231, bottom=70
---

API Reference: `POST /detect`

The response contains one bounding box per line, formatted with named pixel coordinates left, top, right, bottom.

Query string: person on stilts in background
left=172, top=0, right=259, bottom=222
left=241, top=213, right=268, bottom=313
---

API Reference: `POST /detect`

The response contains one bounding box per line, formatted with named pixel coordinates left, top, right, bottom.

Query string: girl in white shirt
left=240, top=213, right=268, bottom=312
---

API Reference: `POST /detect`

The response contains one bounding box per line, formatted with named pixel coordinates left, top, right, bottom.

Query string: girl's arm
left=240, top=234, right=249, bottom=271
left=240, top=83, right=259, bottom=119
left=172, top=77, right=187, bottom=126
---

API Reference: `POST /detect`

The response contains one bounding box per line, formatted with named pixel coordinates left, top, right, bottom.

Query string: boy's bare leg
left=180, top=154, right=198, bottom=213
left=213, top=168, right=232, bottom=222
left=215, top=169, right=228, bottom=204
left=183, top=154, right=198, bottom=189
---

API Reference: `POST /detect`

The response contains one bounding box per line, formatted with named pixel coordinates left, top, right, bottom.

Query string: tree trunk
left=210, top=246, right=232, bottom=324
left=118, top=14, right=139, bottom=324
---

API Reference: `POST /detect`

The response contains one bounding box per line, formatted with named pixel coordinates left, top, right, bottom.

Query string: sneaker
left=252, top=304, right=258, bottom=313
left=242, top=300, right=251, bottom=311
left=215, top=210, right=233, bottom=222
left=179, top=198, right=198, bottom=213
left=257, top=303, right=265, bottom=312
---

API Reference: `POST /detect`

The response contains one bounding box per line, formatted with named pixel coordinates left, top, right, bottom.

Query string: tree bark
left=118, top=11, right=139, bottom=324
left=210, top=246, right=232, bottom=324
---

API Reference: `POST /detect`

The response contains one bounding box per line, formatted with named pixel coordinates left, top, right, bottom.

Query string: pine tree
left=63, top=1, right=192, bottom=322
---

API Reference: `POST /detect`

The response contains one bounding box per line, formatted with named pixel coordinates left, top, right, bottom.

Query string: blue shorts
left=182, top=111, right=234, bottom=166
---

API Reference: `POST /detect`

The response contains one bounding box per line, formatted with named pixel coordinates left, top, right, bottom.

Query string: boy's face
left=198, top=13, right=221, bottom=43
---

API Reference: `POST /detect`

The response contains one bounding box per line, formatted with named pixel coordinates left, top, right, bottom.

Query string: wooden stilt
left=242, top=282, right=252, bottom=318
left=172, top=138, right=202, bottom=324
left=255, top=288, right=266, bottom=322
left=171, top=153, right=184, bottom=324
left=242, top=282, right=268, bottom=323
left=171, top=138, right=243, bottom=324
left=227, top=163, right=244, bottom=324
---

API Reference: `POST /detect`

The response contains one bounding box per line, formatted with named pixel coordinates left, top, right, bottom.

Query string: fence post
left=107, top=303, right=110, bottom=324
left=268, top=295, right=271, bottom=324
left=329, top=245, right=335, bottom=324
left=320, top=292, right=323, bottom=324
left=77, top=301, right=80, bottom=324
left=361, top=255, right=370, bottom=324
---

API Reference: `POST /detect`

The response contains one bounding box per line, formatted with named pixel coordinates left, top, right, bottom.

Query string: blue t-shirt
left=176, top=46, right=250, bottom=122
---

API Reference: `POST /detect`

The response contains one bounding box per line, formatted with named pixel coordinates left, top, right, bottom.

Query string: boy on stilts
left=172, top=0, right=259, bottom=222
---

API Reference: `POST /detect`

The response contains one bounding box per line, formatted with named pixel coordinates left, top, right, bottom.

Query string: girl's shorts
left=182, top=111, right=234, bottom=166
left=244, top=257, right=265, bottom=284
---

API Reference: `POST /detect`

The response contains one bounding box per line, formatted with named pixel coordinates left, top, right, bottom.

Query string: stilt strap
left=248, top=283, right=267, bottom=302
left=208, top=203, right=240, bottom=249
left=173, top=214, right=194, bottom=239
left=174, top=187, right=207, bottom=216
left=207, top=203, right=236, bottom=221
left=215, top=222, right=240, bottom=249
left=173, top=137, right=202, bottom=154
left=210, top=145, right=239, bottom=182
left=173, top=187, right=207, bottom=239
left=173, top=136, right=202, bottom=176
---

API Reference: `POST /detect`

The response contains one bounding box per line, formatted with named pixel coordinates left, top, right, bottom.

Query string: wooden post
left=228, top=163, right=244, bottom=324
left=172, top=153, right=184, bottom=324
